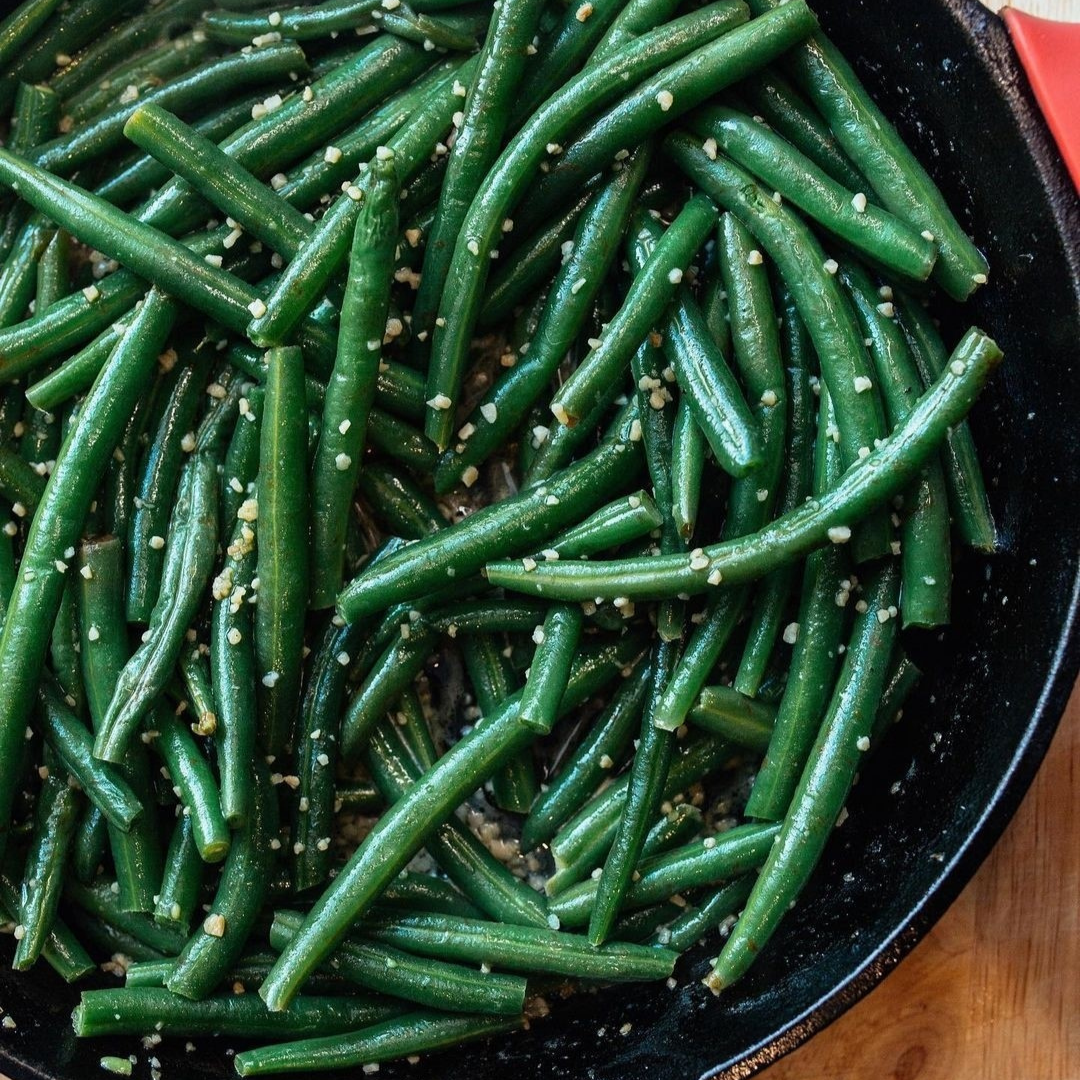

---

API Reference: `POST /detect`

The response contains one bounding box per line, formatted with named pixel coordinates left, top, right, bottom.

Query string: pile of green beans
left=0, top=0, right=1001, bottom=1073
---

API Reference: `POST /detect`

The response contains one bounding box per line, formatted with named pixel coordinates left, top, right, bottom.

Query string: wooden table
left=759, top=683, right=1080, bottom=1080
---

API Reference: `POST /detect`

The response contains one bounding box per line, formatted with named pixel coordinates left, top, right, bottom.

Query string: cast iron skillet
left=1, top=0, right=1078, bottom=1077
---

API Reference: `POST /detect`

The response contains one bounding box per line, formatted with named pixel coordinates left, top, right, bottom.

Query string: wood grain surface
left=759, top=684, right=1080, bottom=1080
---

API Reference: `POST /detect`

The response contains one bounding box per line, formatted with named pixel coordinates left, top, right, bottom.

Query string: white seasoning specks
left=689, top=548, right=709, bottom=572
left=827, top=525, right=852, bottom=544
left=575, top=2, right=593, bottom=20
left=334, top=453, right=352, bottom=472
left=851, top=192, right=868, bottom=213
left=823, top=258, right=839, bottom=275
left=427, top=393, right=452, bottom=411
left=782, top=622, right=800, bottom=645
left=950, top=359, right=966, bottom=376
left=876, top=301, right=895, bottom=318
left=226, top=628, right=242, bottom=646
left=82, top=285, right=101, bottom=303
left=148, top=535, right=166, bottom=551
left=703, top=137, right=718, bottom=160
left=480, top=402, right=498, bottom=424
left=247, top=298, right=267, bottom=319
left=324, top=145, right=343, bottom=164
left=853, top=375, right=873, bottom=394
left=973, top=272, right=988, bottom=285
left=655, top=90, right=674, bottom=112
left=466, top=239, right=480, bottom=256
left=462, top=465, right=480, bottom=488
left=203, top=914, right=226, bottom=938
left=856, top=735, right=871, bottom=752
left=746, top=249, right=763, bottom=266
left=921, top=229, right=935, bottom=242
left=667, top=267, right=683, bottom=284
left=338, top=419, right=351, bottom=435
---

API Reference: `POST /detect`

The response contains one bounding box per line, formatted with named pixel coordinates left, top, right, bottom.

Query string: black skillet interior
left=1, top=1, right=1078, bottom=1078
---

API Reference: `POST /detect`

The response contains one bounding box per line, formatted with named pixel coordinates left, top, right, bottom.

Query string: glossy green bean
left=95, top=448, right=219, bottom=764
left=13, top=772, right=80, bottom=969
left=671, top=396, right=706, bottom=540
left=255, top=345, right=308, bottom=757
left=122, top=103, right=311, bottom=257
left=661, top=873, right=755, bottom=952
left=843, top=265, right=951, bottom=628
left=896, top=290, right=996, bottom=552
left=234, top=1010, right=521, bottom=1077
left=746, top=0, right=988, bottom=300
left=77, top=535, right=163, bottom=912
left=0, top=0, right=65, bottom=73
left=365, top=909, right=677, bottom=981
left=126, top=355, right=209, bottom=623
left=35, top=226, right=69, bottom=310
left=0, top=217, right=51, bottom=331
left=518, top=606, right=584, bottom=733
left=270, top=909, right=527, bottom=1016
left=65, top=878, right=188, bottom=957
left=153, top=811, right=204, bottom=930
left=688, top=684, right=774, bottom=752
left=0, top=866, right=93, bottom=981
left=74, top=986, right=401, bottom=1039
left=166, top=762, right=277, bottom=1000
left=707, top=561, right=900, bottom=990
left=733, top=291, right=815, bottom=696
left=310, top=149, right=398, bottom=608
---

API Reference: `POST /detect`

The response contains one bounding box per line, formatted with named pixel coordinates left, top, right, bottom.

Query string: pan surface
left=0, top=0, right=1077, bottom=1077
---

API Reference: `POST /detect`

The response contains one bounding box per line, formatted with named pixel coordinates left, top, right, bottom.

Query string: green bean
left=338, top=427, right=640, bottom=622
left=126, top=354, right=209, bottom=623
left=122, top=103, right=312, bottom=257
left=180, top=646, right=217, bottom=739
left=32, top=42, right=310, bottom=176
left=476, top=194, right=590, bottom=330
left=553, top=489, right=665, bottom=558
left=746, top=0, right=988, bottom=300
left=154, top=812, right=204, bottom=929
left=368, top=712, right=551, bottom=928
left=587, top=636, right=677, bottom=945
left=551, top=821, right=779, bottom=928
left=521, top=659, right=649, bottom=852
left=13, top=772, right=80, bottom=970
left=150, top=704, right=229, bottom=865
left=35, top=226, right=69, bottom=311
left=94, top=448, right=219, bottom=764
left=48, top=582, right=85, bottom=716
left=260, top=636, right=638, bottom=1010
left=643, top=802, right=704, bottom=857
left=669, top=135, right=891, bottom=560
left=427, top=2, right=810, bottom=438
left=65, top=878, right=188, bottom=957
left=671, top=397, right=706, bottom=540
left=0, top=217, right=51, bottom=331
left=97, top=97, right=260, bottom=209
left=0, top=288, right=174, bottom=864
left=292, top=618, right=365, bottom=892
left=255, top=345, right=308, bottom=757
left=37, top=680, right=143, bottom=832
left=77, top=535, right=163, bottom=912
left=733, top=291, right=815, bottom=696
left=70, top=804, right=106, bottom=883
left=310, top=148, right=398, bottom=609
left=412, top=0, right=545, bottom=449
left=843, top=265, right=951, bottom=627
left=441, top=148, right=649, bottom=495
left=271, top=909, right=526, bottom=1016
left=0, top=0, right=65, bottom=74
left=518, top=606, right=583, bottom=733
left=661, top=873, right=755, bottom=952
left=0, top=865, right=93, bottom=981
left=694, top=105, right=937, bottom=281
left=688, top=685, right=774, bottom=753
left=234, top=1010, right=521, bottom=1077
left=427, top=599, right=550, bottom=638
left=341, top=628, right=434, bottom=763
left=74, top=986, right=402, bottom=1039
left=334, top=781, right=382, bottom=816
left=373, top=4, right=488, bottom=53
left=896, top=290, right=996, bottom=552
left=733, top=67, right=866, bottom=190
left=707, top=560, right=900, bottom=990
left=356, top=461, right=445, bottom=537
left=366, top=909, right=677, bottom=981
left=202, top=0, right=386, bottom=43
left=869, top=652, right=921, bottom=746
left=365, top=407, right=439, bottom=473
left=166, top=761, right=277, bottom=1000
left=550, top=194, right=717, bottom=431
left=590, top=0, right=681, bottom=63
left=0, top=444, right=45, bottom=511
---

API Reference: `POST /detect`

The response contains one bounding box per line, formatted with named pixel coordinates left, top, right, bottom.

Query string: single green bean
left=154, top=811, right=204, bottom=929
left=661, top=873, right=755, bottom=952
left=707, top=560, right=900, bottom=989
left=255, top=345, right=309, bottom=757
left=518, top=605, right=584, bottom=733
left=0, top=0, right=65, bottom=74
left=688, top=684, right=775, bottom=753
